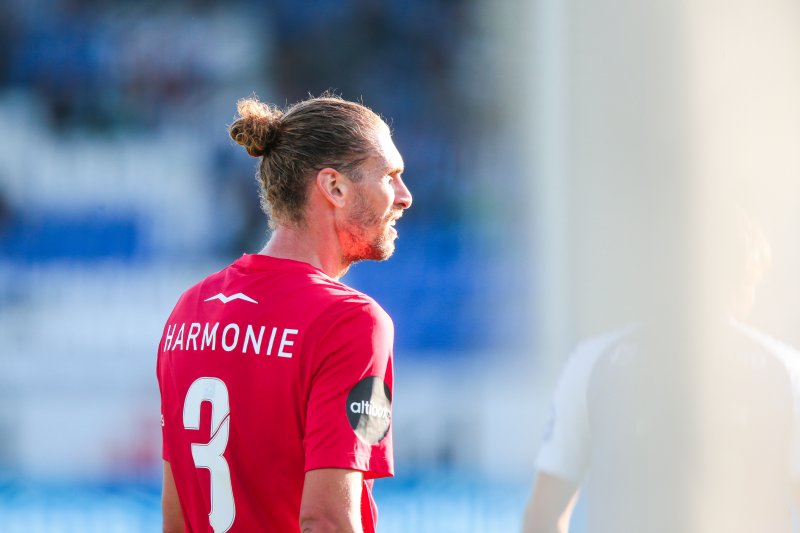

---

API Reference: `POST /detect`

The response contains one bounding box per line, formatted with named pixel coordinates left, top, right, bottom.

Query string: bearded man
left=158, top=95, right=412, bottom=533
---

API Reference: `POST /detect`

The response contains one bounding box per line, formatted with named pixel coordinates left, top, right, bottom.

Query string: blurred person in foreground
left=522, top=206, right=800, bottom=533
left=157, top=94, right=412, bottom=533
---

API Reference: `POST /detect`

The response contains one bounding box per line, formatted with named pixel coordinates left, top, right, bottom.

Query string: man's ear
left=315, top=168, right=349, bottom=209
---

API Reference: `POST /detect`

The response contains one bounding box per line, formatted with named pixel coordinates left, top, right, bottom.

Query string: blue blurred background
left=5, top=0, right=799, bottom=531
left=0, top=0, right=535, bottom=531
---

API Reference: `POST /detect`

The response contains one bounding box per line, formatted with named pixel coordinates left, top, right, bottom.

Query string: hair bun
left=229, top=97, right=284, bottom=157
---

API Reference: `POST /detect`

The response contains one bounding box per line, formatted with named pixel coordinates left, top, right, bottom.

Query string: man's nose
left=394, top=177, right=412, bottom=209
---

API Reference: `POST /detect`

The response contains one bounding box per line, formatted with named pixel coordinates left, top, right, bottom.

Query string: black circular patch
left=345, top=376, right=392, bottom=445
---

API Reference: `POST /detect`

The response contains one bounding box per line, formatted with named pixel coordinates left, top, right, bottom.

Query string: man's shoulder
left=315, top=284, right=392, bottom=329
left=569, top=324, right=639, bottom=368
left=303, top=284, right=394, bottom=367
left=550, top=324, right=639, bottom=397
left=732, top=320, right=800, bottom=379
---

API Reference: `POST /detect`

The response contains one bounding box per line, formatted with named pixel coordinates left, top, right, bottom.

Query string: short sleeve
left=535, top=346, right=594, bottom=482
left=535, top=327, right=634, bottom=482
left=783, top=356, right=800, bottom=478
left=304, top=298, right=394, bottom=480
left=775, top=346, right=800, bottom=478
left=777, top=351, right=800, bottom=478
left=732, top=320, right=800, bottom=479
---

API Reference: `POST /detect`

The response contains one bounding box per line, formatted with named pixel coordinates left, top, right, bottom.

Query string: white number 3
left=183, top=377, right=236, bottom=532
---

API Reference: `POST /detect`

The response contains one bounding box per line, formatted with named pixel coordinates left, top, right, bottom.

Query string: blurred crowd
left=0, top=0, right=510, bottom=353
left=0, top=1, right=530, bottom=498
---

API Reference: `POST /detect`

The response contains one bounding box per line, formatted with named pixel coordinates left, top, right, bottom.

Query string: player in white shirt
left=523, top=208, right=800, bottom=532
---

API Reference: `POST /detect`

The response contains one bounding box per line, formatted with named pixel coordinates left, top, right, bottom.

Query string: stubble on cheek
left=342, top=193, right=395, bottom=263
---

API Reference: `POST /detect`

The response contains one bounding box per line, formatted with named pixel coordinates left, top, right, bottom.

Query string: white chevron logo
left=204, top=292, right=258, bottom=304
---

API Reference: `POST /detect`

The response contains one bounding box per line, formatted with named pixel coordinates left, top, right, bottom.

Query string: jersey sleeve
left=732, top=320, right=800, bottom=479
left=536, top=327, right=635, bottom=481
left=776, top=349, right=800, bottom=478
left=303, top=298, right=394, bottom=480
left=535, top=335, right=612, bottom=482
left=782, top=354, right=800, bottom=478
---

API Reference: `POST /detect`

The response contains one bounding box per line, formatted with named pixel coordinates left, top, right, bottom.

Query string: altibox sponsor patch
left=346, top=376, right=392, bottom=445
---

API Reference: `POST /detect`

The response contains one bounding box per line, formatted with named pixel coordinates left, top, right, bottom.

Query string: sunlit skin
left=339, top=127, right=409, bottom=265
left=260, top=122, right=412, bottom=280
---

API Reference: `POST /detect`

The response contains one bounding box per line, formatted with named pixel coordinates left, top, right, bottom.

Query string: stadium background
left=0, top=1, right=535, bottom=531
left=2, top=0, right=800, bottom=531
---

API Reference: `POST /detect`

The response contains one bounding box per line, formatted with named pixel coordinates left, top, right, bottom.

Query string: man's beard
left=342, top=191, right=396, bottom=264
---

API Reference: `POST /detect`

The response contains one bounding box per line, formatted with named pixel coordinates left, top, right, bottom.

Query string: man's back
left=158, top=254, right=394, bottom=532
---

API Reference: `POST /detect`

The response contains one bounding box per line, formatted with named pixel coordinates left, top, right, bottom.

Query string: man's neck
left=259, top=225, right=349, bottom=280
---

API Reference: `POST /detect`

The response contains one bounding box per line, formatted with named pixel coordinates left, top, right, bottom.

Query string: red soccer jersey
left=157, top=254, right=394, bottom=532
